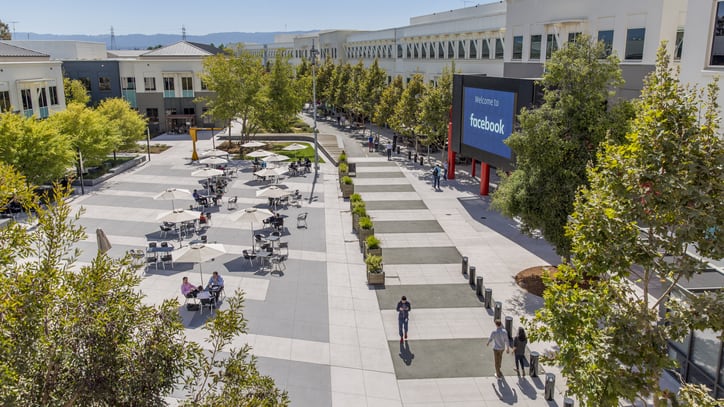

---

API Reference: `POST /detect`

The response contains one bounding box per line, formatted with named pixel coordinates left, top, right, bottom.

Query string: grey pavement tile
left=376, top=284, right=483, bottom=310
left=255, top=357, right=332, bottom=407
left=382, top=247, right=462, bottom=265
left=354, top=161, right=398, bottom=168
left=366, top=200, right=428, bottom=210
left=374, top=220, right=444, bottom=234
left=355, top=171, right=404, bottom=178
left=355, top=184, right=416, bottom=193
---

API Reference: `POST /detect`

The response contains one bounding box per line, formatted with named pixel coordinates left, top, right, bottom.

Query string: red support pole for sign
left=446, top=116, right=455, bottom=179
left=471, top=159, right=477, bottom=178
left=480, top=162, right=490, bottom=196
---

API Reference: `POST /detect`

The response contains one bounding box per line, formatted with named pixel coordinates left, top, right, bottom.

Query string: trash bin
left=476, top=276, right=483, bottom=296
left=544, top=373, right=555, bottom=400
left=505, top=316, right=513, bottom=341
left=563, top=397, right=574, bottom=407
left=484, top=288, right=492, bottom=308
left=462, top=256, right=468, bottom=275
left=529, top=351, right=539, bottom=377
left=494, top=301, right=502, bottom=320
left=468, top=266, right=476, bottom=286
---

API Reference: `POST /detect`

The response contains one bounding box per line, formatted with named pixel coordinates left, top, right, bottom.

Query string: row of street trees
left=493, top=36, right=723, bottom=406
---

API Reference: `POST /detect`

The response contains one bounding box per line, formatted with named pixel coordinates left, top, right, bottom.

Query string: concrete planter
left=358, top=227, right=374, bottom=250
left=341, top=183, right=354, bottom=199
left=365, top=245, right=382, bottom=259
left=352, top=213, right=360, bottom=233
left=366, top=270, right=385, bottom=285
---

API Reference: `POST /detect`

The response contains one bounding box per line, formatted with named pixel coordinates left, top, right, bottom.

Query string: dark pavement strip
left=373, top=220, right=443, bottom=234
left=382, top=246, right=461, bottom=264
left=376, top=284, right=483, bottom=309
left=354, top=184, right=415, bottom=193
left=365, top=200, right=428, bottom=210
left=354, top=171, right=405, bottom=178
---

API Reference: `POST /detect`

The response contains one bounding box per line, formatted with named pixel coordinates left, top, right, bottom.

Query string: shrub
left=365, top=254, right=383, bottom=273
left=365, top=235, right=381, bottom=249
left=338, top=162, right=348, bottom=173
left=352, top=202, right=367, bottom=217
left=338, top=151, right=347, bottom=163
left=358, top=216, right=373, bottom=230
left=350, top=193, right=362, bottom=203
left=341, top=176, right=353, bottom=185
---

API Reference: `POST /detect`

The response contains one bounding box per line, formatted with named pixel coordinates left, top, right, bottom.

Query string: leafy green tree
left=264, top=52, right=303, bottom=132
left=391, top=73, right=426, bottom=151
left=314, top=58, right=336, bottom=110
left=529, top=44, right=724, bottom=407
left=359, top=59, right=387, bottom=125
left=0, top=20, right=10, bottom=40
left=374, top=75, right=403, bottom=128
left=492, top=36, right=630, bottom=259
left=0, top=112, right=75, bottom=185
left=48, top=103, right=120, bottom=167
left=63, top=78, right=91, bottom=106
left=96, top=98, right=148, bottom=150
left=418, top=63, right=454, bottom=150
left=329, top=63, right=352, bottom=115
left=344, top=61, right=366, bottom=123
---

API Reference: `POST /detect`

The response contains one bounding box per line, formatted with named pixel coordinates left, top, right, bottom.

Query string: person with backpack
left=432, top=164, right=441, bottom=189
left=512, top=327, right=528, bottom=376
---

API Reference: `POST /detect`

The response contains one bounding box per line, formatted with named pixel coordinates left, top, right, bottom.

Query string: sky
left=3, top=0, right=499, bottom=36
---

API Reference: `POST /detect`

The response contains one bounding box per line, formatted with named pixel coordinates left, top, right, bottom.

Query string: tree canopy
left=96, top=98, right=148, bottom=151
left=63, top=78, right=90, bottom=106
left=265, top=52, right=303, bottom=132
left=418, top=63, right=454, bottom=149
left=0, top=20, right=10, bottom=40
left=48, top=103, right=121, bottom=167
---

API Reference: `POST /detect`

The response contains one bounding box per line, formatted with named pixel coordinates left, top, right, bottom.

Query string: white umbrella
left=157, top=209, right=201, bottom=223
left=191, top=168, right=224, bottom=178
left=154, top=188, right=193, bottom=210
left=262, top=154, right=290, bottom=163
left=174, top=242, right=226, bottom=286
left=241, top=141, right=266, bottom=148
left=232, top=207, right=274, bottom=251
left=96, top=228, right=112, bottom=254
left=256, top=186, right=290, bottom=199
left=282, top=143, right=308, bottom=151
left=246, top=149, right=274, bottom=158
left=202, top=149, right=229, bottom=158
left=199, top=156, right=228, bottom=165
left=254, top=168, right=286, bottom=178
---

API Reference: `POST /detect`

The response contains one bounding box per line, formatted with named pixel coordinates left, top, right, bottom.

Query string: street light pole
left=146, top=126, right=151, bottom=162
left=311, top=41, right=319, bottom=177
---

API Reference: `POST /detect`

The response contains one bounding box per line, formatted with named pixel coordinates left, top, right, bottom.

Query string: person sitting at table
left=192, top=189, right=200, bottom=201
left=181, top=276, right=201, bottom=298
left=206, top=271, right=225, bottom=300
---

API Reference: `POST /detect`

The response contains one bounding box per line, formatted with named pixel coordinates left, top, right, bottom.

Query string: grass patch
left=121, top=144, right=171, bottom=154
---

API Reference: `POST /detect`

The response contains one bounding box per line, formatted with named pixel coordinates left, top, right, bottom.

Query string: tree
left=63, top=78, right=91, bottom=106
left=391, top=73, right=426, bottom=151
left=329, top=63, right=351, bottom=115
left=529, top=44, right=724, bottom=407
left=48, top=103, right=120, bottom=166
left=0, top=170, right=288, bottom=406
left=374, top=75, right=403, bottom=128
left=264, top=52, right=303, bottom=132
left=492, top=36, right=631, bottom=259
left=418, top=63, right=454, bottom=150
left=0, top=20, right=10, bottom=40
left=344, top=61, right=366, bottom=123
left=96, top=98, right=148, bottom=151
left=359, top=59, right=387, bottom=125
left=0, top=112, right=75, bottom=185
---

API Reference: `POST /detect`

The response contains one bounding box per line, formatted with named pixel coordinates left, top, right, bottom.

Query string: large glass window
left=146, top=108, right=159, bottom=122
left=625, top=28, right=646, bottom=60
left=448, top=41, right=454, bottom=58
left=712, top=1, right=724, bottom=65
left=98, top=77, right=111, bottom=91
left=481, top=40, right=490, bottom=59
left=458, top=40, right=466, bottom=59
left=546, top=34, right=558, bottom=59
left=495, top=38, right=504, bottom=59
left=691, top=329, right=719, bottom=380
left=438, top=42, right=444, bottom=59
left=598, top=30, right=614, bottom=57
left=144, top=77, right=156, bottom=91
left=21, top=89, right=32, bottom=110
left=568, top=32, right=581, bottom=43
left=48, top=86, right=59, bottom=105
left=36, top=87, right=48, bottom=108
left=470, top=40, right=477, bottom=58
left=530, top=35, right=542, bottom=60
left=0, top=91, right=10, bottom=112
left=163, top=77, right=175, bottom=91
left=122, top=77, right=136, bottom=90
left=675, top=29, right=684, bottom=60
left=512, top=36, right=523, bottom=60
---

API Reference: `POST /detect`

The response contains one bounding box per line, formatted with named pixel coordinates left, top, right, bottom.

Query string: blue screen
left=462, top=87, right=516, bottom=159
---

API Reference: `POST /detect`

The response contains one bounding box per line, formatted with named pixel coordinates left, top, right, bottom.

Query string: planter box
left=367, top=271, right=385, bottom=285
left=365, top=245, right=382, bottom=259
left=358, top=228, right=374, bottom=250
left=352, top=213, right=360, bottom=233
left=341, top=183, right=354, bottom=199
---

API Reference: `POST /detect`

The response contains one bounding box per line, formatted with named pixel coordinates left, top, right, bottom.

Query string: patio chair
left=227, top=196, right=238, bottom=210
left=160, top=252, right=173, bottom=269
left=145, top=251, right=158, bottom=269
left=270, top=254, right=287, bottom=274
left=243, top=249, right=257, bottom=266
left=296, top=212, right=308, bottom=228
left=278, top=241, right=289, bottom=256
left=200, top=296, right=216, bottom=314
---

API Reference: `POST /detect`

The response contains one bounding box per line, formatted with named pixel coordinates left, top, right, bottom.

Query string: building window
left=690, top=329, right=719, bottom=380
left=144, top=77, right=156, bottom=91
left=448, top=41, right=454, bottom=58
left=36, top=87, right=48, bottom=108
left=164, top=77, right=175, bottom=91
left=598, top=30, right=614, bottom=57
left=122, top=77, right=136, bottom=90
left=438, top=42, right=444, bottom=59
left=530, top=35, right=542, bottom=60
left=421, top=43, right=427, bottom=59
left=48, top=86, right=59, bottom=105
left=546, top=34, right=558, bottom=59
left=183, top=107, right=195, bottom=115
left=470, top=40, right=477, bottom=59
left=568, top=32, right=581, bottom=43
left=512, top=36, right=523, bottom=60
left=99, top=77, right=111, bottom=91
left=397, top=44, right=403, bottom=58
left=674, top=29, right=684, bottom=60
left=21, top=89, right=32, bottom=110
left=625, top=28, right=646, bottom=60
left=713, top=2, right=724, bottom=65
left=482, top=40, right=490, bottom=59
left=79, top=77, right=91, bottom=91
left=459, top=40, right=466, bottom=59
left=146, top=108, right=159, bottom=122
left=200, top=79, right=208, bottom=90
left=495, top=38, right=504, bottom=59
left=0, top=91, right=10, bottom=112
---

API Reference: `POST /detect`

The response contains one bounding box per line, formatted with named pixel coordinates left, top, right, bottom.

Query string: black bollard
left=494, top=301, right=502, bottom=321
left=468, top=266, right=476, bottom=286
left=505, top=316, right=513, bottom=341
left=462, top=256, right=468, bottom=275
left=396, top=146, right=400, bottom=154
left=476, top=276, right=483, bottom=296
left=484, top=288, right=492, bottom=308
left=529, top=351, right=539, bottom=377
left=544, top=373, right=555, bottom=400
left=413, top=153, right=418, bottom=163
left=419, top=156, right=424, bottom=165
left=408, top=151, right=412, bottom=160
left=563, top=397, right=574, bottom=407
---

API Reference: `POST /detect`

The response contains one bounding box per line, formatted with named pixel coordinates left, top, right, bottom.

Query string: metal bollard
left=419, top=156, right=424, bottom=165
left=544, top=373, right=555, bottom=400
left=563, top=397, right=574, bottom=407
left=529, top=351, right=539, bottom=377
left=396, top=146, right=401, bottom=154
left=408, top=151, right=412, bottom=160
left=476, top=276, right=483, bottom=296
left=484, top=288, right=492, bottom=308
left=413, top=153, right=418, bottom=163
left=505, top=316, right=513, bottom=341
left=462, top=256, right=468, bottom=275
left=468, top=266, right=476, bottom=286
left=494, top=301, right=502, bottom=321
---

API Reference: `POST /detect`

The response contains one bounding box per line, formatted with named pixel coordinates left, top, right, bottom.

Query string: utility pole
left=9, top=21, right=19, bottom=39
left=311, top=40, right=320, bottom=178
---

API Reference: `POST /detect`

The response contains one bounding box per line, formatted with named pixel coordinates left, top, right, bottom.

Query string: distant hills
left=11, top=31, right=316, bottom=50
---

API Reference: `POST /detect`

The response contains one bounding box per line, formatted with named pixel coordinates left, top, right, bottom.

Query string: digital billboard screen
left=461, top=87, right=516, bottom=160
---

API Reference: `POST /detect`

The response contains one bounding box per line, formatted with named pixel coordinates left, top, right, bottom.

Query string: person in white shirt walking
left=486, top=319, right=510, bottom=378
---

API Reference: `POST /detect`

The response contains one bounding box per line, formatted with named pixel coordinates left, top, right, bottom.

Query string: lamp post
left=311, top=41, right=319, bottom=177
left=146, top=126, right=151, bottom=162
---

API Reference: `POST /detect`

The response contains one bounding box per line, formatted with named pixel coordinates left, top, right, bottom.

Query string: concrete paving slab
left=366, top=200, right=428, bottom=210
left=355, top=171, right=405, bottom=178
left=376, top=285, right=483, bottom=309
left=354, top=184, right=416, bottom=193
left=382, top=247, right=462, bottom=265
left=374, top=220, right=444, bottom=234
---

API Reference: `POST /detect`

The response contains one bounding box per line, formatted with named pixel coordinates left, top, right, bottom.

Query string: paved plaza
left=67, top=116, right=575, bottom=406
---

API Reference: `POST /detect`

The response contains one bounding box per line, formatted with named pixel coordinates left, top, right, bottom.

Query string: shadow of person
left=399, top=341, right=415, bottom=366
left=516, top=376, right=538, bottom=400
left=492, top=377, right=518, bottom=405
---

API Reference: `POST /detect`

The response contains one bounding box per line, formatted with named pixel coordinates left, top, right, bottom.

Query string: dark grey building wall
left=619, top=64, right=655, bottom=100
left=62, top=61, right=121, bottom=105
left=503, top=62, right=544, bottom=79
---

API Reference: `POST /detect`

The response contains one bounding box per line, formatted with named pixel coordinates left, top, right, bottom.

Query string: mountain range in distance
left=11, top=31, right=317, bottom=50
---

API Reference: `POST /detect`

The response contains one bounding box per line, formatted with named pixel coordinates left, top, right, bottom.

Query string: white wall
left=0, top=60, right=66, bottom=116
left=8, top=40, right=107, bottom=60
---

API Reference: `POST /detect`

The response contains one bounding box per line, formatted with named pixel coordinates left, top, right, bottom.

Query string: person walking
left=486, top=319, right=510, bottom=378
left=368, top=135, right=374, bottom=152
left=386, top=142, right=393, bottom=160
left=432, top=164, right=441, bottom=189
left=443, top=161, right=449, bottom=181
left=397, top=296, right=411, bottom=342
left=512, top=327, right=528, bottom=376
